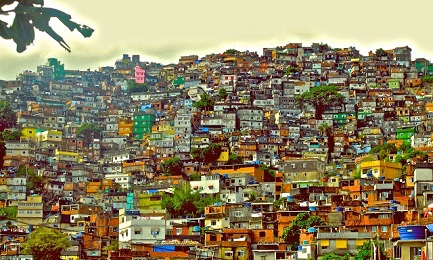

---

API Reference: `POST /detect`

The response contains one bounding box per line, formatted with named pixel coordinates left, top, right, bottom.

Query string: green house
left=133, top=111, right=156, bottom=140
left=357, top=109, right=372, bottom=121
left=332, top=112, right=354, bottom=126
left=396, top=126, right=415, bottom=140
left=388, top=78, right=400, bottom=89
left=138, top=191, right=164, bottom=211
left=415, top=59, right=433, bottom=75
left=48, top=58, right=65, bottom=80
left=126, top=192, right=134, bottom=210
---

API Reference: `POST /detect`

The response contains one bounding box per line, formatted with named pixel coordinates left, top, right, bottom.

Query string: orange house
left=252, top=229, right=275, bottom=244
left=118, top=118, right=133, bottom=136
left=276, top=210, right=309, bottom=244
left=211, top=166, right=265, bottom=182
left=83, top=213, right=119, bottom=252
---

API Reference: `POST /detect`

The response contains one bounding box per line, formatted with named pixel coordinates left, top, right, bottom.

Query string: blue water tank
left=336, top=206, right=344, bottom=212
left=307, top=227, right=317, bottom=233
left=245, top=202, right=251, bottom=208
left=427, top=224, right=433, bottom=233
left=298, top=245, right=303, bottom=251
left=309, top=206, right=317, bottom=211
left=397, top=225, right=426, bottom=240
left=287, top=196, right=294, bottom=202
left=193, top=226, right=200, bottom=232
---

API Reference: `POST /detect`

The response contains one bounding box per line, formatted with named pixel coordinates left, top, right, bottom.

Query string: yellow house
left=61, top=256, right=79, bottom=260
left=36, top=129, right=63, bottom=142
left=118, top=117, right=133, bottom=136
left=217, top=150, right=229, bottom=163
left=359, top=160, right=402, bottom=180
left=211, top=166, right=265, bottom=182
left=425, top=102, right=433, bottom=113
left=21, top=127, right=39, bottom=140
left=152, top=122, right=175, bottom=135
left=302, top=151, right=327, bottom=162
left=137, top=191, right=164, bottom=212
left=395, top=240, right=426, bottom=260
left=55, top=150, right=81, bottom=163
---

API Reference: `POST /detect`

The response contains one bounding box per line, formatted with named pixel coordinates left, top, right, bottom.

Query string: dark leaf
left=0, top=0, right=17, bottom=7
left=29, top=9, right=71, bottom=52
left=11, top=12, right=34, bottom=53
left=0, top=20, right=13, bottom=39
left=19, top=0, right=44, bottom=6
left=57, top=16, right=94, bottom=38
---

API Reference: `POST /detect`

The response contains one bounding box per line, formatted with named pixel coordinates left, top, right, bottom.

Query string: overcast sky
left=0, top=0, right=433, bottom=80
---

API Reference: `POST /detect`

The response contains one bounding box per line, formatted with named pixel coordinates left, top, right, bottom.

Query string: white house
left=118, top=208, right=166, bottom=248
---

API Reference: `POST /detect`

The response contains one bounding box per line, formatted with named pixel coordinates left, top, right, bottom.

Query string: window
left=379, top=214, right=389, bottom=219
left=224, top=251, right=233, bottom=257
left=237, top=250, right=245, bottom=257
left=381, top=226, right=388, bottom=232
left=176, top=228, right=182, bottom=235
left=210, top=233, right=217, bottom=241
left=393, top=245, right=401, bottom=259
left=151, top=228, right=160, bottom=235
left=134, top=228, right=141, bottom=235
left=371, top=226, right=377, bottom=232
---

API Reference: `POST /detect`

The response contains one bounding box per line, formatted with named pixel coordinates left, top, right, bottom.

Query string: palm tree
left=318, top=122, right=334, bottom=164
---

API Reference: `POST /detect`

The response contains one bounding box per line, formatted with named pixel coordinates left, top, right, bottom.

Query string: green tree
left=423, top=75, right=433, bottom=83
left=321, top=253, right=351, bottom=260
left=227, top=153, right=243, bottom=165
left=0, top=1, right=94, bottom=53
left=285, top=66, right=299, bottom=75
left=76, top=123, right=102, bottom=145
left=0, top=101, right=17, bottom=132
left=161, top=157, right=184, bottom=176
left=1, top=129, right=21, bottom=140
left=318, top=122, right=334, bottom=163
left=15, top=165, right=44, bottom=193
left=224, top=49, right=238, bottom=55
left=0, top=206, right=17, bottom=220
left=0, top=129, right=20, bottom=168
left=191, top=143, right=222, bottom=164
left=282, top=212, right=325, bottom=250
left=161, top=185, right=219, bottom=218
left=259, top=164, right=276, bottom=181
left=393, top=141, right=428, bottom=174
left=296, top=85, right=345, bottom=119
left=103, top=239, right=119, bottom=252
left=193, top=93, right=215, bottom=111
left=375, top=48, right=387, bottom=57
left=127, top=81, right=149, bottom=93
left=369, top=143, right=397, bottom=160
left=188, top=173, right=201, bottom=181
left=21, top=227, right=71, bottom=260
left=218, top=88, right=228, bottom=101
left=353, top=240, right=388, bottom=260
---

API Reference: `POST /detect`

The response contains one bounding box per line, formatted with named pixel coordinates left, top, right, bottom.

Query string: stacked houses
left=0, top=45, right=432, bottom=259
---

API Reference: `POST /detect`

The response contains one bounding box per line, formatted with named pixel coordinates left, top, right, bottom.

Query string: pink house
left=135, top=66, right=146, bottom=84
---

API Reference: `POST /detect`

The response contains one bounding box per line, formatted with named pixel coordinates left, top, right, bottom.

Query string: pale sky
left=0, top=0, right=433, bottom=80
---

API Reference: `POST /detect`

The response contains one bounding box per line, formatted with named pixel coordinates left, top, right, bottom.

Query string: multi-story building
left=17, top=195, right=44, bottom=229
left=118, top=208, right=166, bottom=248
